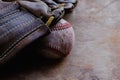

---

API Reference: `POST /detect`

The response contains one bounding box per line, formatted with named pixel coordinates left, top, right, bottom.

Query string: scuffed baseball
left=38, top=19, right=75, bottom=59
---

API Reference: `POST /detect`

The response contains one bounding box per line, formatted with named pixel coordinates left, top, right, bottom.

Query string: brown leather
left=0, top=1, right=50, bottom=64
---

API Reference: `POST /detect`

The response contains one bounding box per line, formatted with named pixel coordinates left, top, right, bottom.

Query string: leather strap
left=0, top=2, right=50, bottom=64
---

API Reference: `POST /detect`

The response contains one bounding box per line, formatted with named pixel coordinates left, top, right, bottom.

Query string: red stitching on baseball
left=51, top=22, right=71, bottom=31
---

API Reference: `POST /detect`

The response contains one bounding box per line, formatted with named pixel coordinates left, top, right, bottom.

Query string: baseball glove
left=0, top=0, right=64, bottom=64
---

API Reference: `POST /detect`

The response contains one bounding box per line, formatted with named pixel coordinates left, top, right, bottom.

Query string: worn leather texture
left=0, top=1, right=50, bottom=64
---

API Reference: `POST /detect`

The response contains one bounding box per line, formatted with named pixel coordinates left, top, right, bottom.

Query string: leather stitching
left=0, top=18, right=35, bottom=39
left=0, top=2, right=17, bottom=13
left=0, top=12, right=33, bottom=27
left=0, top=19, right=46, bottom=59
left=0, top=2, right=12, bottom=9
left=0, top=10, right=19, bottom=20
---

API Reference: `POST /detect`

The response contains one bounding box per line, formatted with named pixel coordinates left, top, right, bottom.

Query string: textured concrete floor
left=1, top=0, right=120, bottom=80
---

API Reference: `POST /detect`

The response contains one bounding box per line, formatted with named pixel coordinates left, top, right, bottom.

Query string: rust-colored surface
left=1, top=0, right=120, bottom=80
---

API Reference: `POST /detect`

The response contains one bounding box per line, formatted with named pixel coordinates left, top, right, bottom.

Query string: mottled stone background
left=1, top=0, right=120, bottom=80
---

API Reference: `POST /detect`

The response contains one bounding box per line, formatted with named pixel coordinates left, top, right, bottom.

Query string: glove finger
left=55, top=0, right=77, bottom=12
left=63, top=2, right=74, bottom=12
left=18, top=0, right=52, bottom=17
left=42, top=0, right=59, bottom=9
left=54, top=0, right=77, bottom=4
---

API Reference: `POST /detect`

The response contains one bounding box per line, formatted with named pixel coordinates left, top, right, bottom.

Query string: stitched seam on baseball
left=46, top=46, right=67, bottom=57
left=46, top=27, right=73, bottom=57
left=51, top=22, right=71, bottom=31
left=41, top=19, right=74, bottom=58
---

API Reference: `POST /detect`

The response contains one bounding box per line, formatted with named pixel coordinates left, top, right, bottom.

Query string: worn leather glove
left=0, top=0, right=75, bottom=65
left=0, top=0, right=64, bottom=64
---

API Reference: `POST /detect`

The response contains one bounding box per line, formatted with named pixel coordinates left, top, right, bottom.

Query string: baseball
left=37, top=19, right=75, bottom=59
